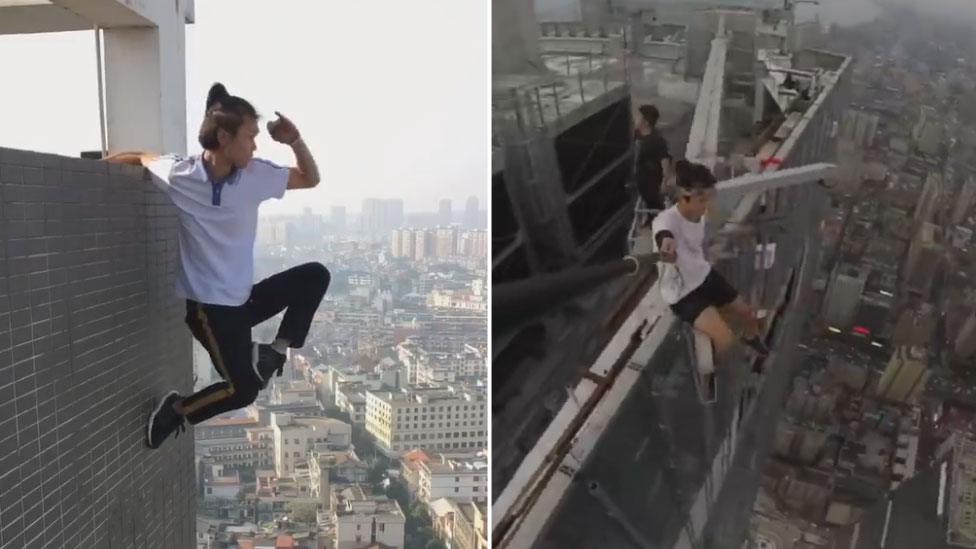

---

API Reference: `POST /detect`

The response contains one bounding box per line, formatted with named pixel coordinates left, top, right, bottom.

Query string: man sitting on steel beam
left=653, top=160, right=770, bottom=363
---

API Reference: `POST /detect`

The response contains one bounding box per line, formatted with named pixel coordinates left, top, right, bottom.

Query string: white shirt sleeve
left=245, top=158, right=290, bottom=202
left=144, top=154, right=181, bottom=193
left=651, top=210, right=677, bottom=250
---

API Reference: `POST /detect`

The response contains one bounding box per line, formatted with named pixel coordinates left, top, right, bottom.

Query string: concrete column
left=0, top=0, right=192, bottom=155
left=103, top=15, right=187, bottom=154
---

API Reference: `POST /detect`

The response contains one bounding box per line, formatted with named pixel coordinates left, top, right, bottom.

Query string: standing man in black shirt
left=634, top=104, right=672, bottom=215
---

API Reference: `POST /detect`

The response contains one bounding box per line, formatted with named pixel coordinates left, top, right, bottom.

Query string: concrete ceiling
left=0, top=0, right=190, bottom=35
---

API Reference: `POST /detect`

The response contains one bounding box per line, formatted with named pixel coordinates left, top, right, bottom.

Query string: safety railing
left=492, top=48, right=629, bottom=139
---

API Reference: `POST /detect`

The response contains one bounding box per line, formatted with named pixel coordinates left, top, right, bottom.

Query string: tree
left=286, top=501, right=317, bottom=525
left=425, top=540, right=447, bottom=549
left=386, top=480, right=411, bottom=511
left=368, top=462, right=387, bottom=486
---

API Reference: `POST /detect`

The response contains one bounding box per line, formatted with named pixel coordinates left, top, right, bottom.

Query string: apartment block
left=365, top=386, right=487, bottom=457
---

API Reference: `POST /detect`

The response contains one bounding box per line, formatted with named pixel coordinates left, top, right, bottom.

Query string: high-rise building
left=415, top=228, right=435, bottom=260
left=295, top=207, right=324, bottom=243
left=361, top=198, right=404, bottom=237
left=876, top=346, right=929, bottom=403
left=459, top=229, right=488, bottom=260
left=913, top=105, right=943, bottom=156
left=904, top=223, right=943, bottom=297
left=955, top=312, right=976, bottom=359
left=953, top=175, right=976, bottom=225
left=439, top=199, right=453, bottom=226
left=465, top=196, right=480, bottom=229
left=331, top=205, right=347, bottom=232
left=842, top=109, right=879, bottom=148
left=822, top=265, right=868, bottom=330
left=915, top=173, right=942, bottom=225
left=364, top=386, right=488, bottom=457
left=436, top=226, right=459, bottom=258
left=833, top=434, right=976, bottom=549
left=257, top=219, right=292, bottom=247
left=391, top=228, right=418, bottom=259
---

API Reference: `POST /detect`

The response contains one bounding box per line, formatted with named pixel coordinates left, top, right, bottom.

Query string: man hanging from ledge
left=105, top=83, right=329, bottom=449
left=653, top=159, right=770, bottom=366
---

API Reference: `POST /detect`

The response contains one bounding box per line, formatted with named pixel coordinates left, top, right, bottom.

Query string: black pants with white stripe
left=180, top=262, right=330, bottom=424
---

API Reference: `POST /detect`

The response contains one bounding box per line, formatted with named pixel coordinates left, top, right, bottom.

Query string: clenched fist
left=267, top=111, right=301, bottom=145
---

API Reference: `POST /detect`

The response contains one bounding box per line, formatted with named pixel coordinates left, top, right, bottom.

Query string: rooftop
left=199, top=416, right=260, bottom=427
left=370, top=384, right=485, bottom=405
left=422, top=455, right=488, bottom=475
left=335, top=488, right=404, bottom=519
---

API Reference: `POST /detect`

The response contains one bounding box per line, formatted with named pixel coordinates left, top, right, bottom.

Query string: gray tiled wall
left=0, top=147, right=195, bottom=548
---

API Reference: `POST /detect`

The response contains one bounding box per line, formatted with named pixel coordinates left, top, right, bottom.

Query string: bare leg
left=720, top=296, right=770, bottom=356
left=693, top=306, right=737, bottom=360
left=719, top=296, right=762, bottom=339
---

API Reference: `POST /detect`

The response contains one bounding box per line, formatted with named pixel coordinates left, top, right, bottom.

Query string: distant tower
left=465, top=196, right=480, bottom=229
left=439, top=199, right=452, bottom=226
left=331, top=206, right=346, bottom=232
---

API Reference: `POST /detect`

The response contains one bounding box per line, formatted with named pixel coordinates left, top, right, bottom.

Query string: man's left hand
left=267, top=111, right=301, bottom=145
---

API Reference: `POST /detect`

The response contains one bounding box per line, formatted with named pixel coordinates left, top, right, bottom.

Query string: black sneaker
left=146, top=391, right=186, bottom=449
left=254, top=343, right=286, bottom=388
left=741, top=336, right=770, bottom=357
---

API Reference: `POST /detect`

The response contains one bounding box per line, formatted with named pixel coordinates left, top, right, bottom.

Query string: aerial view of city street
left=194, top=202, right=488, bottom=549
left=751, top=6, right=976, bottom=547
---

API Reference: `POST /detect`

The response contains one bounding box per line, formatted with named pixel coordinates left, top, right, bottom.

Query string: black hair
left=639, top=104, right=660, bottom=127
left=675, top=159, right=717, bottom=196
left=198, top=83, right=259, bottom=151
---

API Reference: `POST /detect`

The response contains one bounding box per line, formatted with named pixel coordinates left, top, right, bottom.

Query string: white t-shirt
left=146, top=154, right=289, bottom=306
left=651, top=205, right=712, bottom=304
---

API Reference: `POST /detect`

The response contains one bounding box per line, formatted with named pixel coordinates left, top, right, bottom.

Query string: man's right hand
left=660, top=237, right=677, bottom=263
left=103, top=151, right=157, bottom=167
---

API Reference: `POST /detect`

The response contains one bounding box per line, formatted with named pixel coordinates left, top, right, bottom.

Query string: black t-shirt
left=635, top=130, right=670, bottom=183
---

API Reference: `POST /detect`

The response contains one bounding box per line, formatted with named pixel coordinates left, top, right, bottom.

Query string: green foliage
left=386, top=480, right=410, bottom=511
left=286, top=501, right=317, bottom=525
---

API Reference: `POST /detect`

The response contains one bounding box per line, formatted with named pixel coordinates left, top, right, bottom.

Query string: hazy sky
left=0, top=1, right=488, bottom=214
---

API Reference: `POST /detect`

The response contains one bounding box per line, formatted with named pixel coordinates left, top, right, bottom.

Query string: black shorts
left=669, top=269, right=739, bottom=324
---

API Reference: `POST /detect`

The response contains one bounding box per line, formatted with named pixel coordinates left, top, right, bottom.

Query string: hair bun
left=206, top=83, right=229, bottom=111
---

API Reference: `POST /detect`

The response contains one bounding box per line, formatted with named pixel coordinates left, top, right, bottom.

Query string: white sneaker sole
left=147, top=390, right=179, bottom=448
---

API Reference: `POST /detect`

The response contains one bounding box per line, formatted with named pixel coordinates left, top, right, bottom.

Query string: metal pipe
left=552, top=83, right=561, bottom=119
left=494, top=254, right=659, bottom=325
left=578, top=70, right=586, bottom=104
left=95, top=25, right=107, bottom=158
left=534, top=87, right=545, bottom=128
